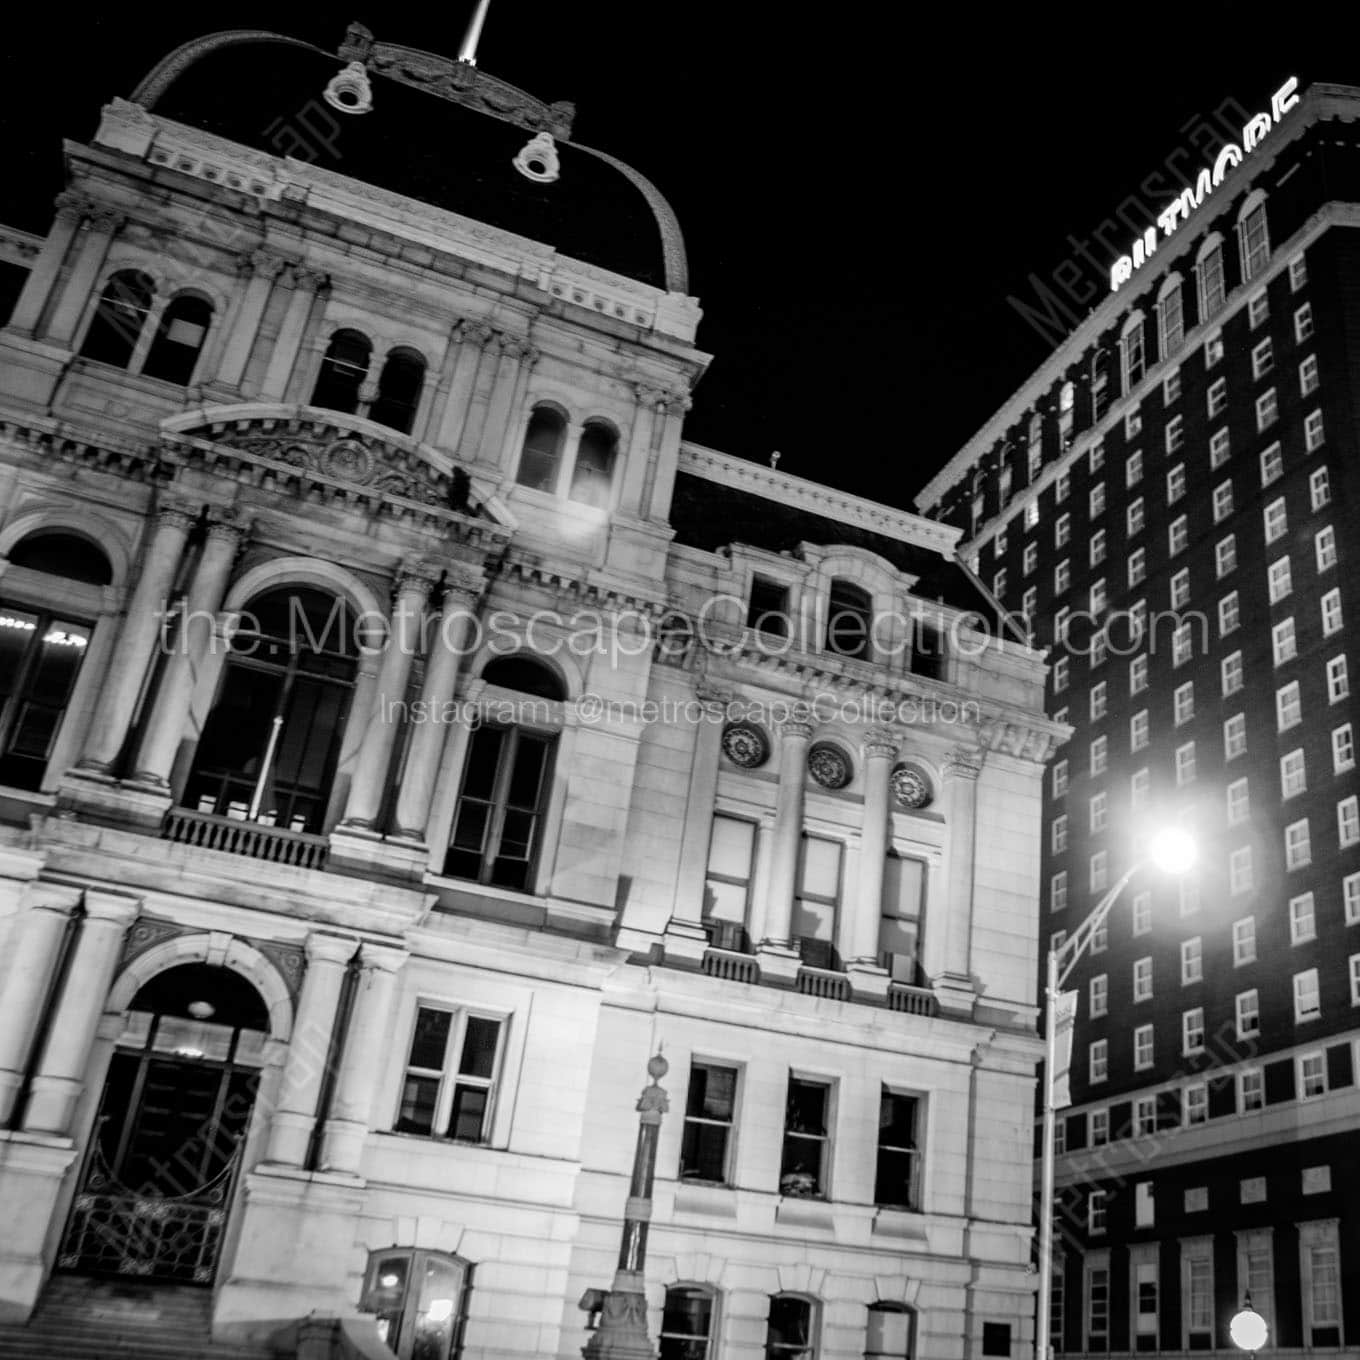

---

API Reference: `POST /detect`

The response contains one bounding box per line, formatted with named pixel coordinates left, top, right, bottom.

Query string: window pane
left=397, top=1074, right=441, bottom=1134
left=408, top=1007, right=452, bottom=1070
left=800, top=837, right=841, bottom=897
left=709, top=816, right=756, bottom=877
left=458, top=1016, right=500, bottom=1078
left=448, top=1083, right=489, bottom=1141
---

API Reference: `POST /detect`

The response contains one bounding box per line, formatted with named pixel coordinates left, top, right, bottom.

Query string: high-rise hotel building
left=917, top=79, right=1360, bottom=1357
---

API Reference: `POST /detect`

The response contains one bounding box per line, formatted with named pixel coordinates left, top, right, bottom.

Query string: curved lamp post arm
left=1053, top=858, right=1146, bottom=989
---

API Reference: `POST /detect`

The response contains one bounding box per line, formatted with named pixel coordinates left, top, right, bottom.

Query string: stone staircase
left=0, top=1276, right=286, bottom=1359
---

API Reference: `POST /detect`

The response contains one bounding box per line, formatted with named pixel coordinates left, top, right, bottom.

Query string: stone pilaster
left=216, top=250, right=287, bottom=390
left=847, top=728, right=898, bottom=999
left=757, top=719, right=813, bottom=980
left=45, top=206, right=126, bottom=349
left=6, top=192, right=88, bottom=337
left=435, top=320, right=496, bottom=454
left=935, top=746, right=984, bottom=1016
left=259, top=267, right=328, bottom=402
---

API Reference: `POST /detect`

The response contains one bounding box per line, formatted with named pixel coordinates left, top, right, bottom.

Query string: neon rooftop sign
left=1110, top=76, right=1300, bottom=292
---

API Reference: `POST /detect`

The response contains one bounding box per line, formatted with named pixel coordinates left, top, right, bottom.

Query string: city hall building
left=918, top=79, right=1360, bottom=1357
left=0, top=22, right=1060, bottom=1360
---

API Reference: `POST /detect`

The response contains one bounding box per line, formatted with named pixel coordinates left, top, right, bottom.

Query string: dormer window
left=312, top=329, right=371, bottom=414
left=516, top=407, right=566, bottom=491
left=568, top=421, right=618, bottom=508
left=826, top=580, right=872, bottom=659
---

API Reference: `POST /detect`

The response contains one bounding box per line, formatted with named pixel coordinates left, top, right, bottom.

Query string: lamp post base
left=581, top=1272, right=656, bottom=1360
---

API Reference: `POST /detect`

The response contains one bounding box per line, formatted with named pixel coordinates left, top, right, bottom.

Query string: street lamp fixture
left=1033, top=827, right=1197, bottom=1359
left=1230, top=1295, right=1269, bottom=1352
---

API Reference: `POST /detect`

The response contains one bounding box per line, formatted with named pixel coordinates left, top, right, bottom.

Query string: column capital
left=24, top=882, right=83, bottom=917
left=778, top=718, right=815, bottom=744
left=205, top=506, right=251, bottom=546
left=53, top=190, right=93, bottom=225
left=85, top=207, right=126, bottom=235
left=305, top=931, right=360, bottom=966
left=943, top=747, right=984, bottom=781
left=395, top=562, right=441, bottom=602
left=357, top=942, right=407, bottom=975
left=82, top=889, right=140, bottom=926
left=156, top=496, right=199, bottom=533
left=461, top=320, right=497, bottom=349
left=284, top=265, right=329, bottom=292
left=862, top=727, right=899, bottom=761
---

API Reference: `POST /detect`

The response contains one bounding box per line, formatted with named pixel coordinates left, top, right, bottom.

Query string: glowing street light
left=1034, top=827, right=1197, bottom=1359
left=1230, top=1296, right=1269, bottom=1352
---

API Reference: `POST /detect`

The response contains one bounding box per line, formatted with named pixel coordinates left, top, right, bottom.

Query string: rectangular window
left=1222, top=651, right=1243, bottom=695
left=1053, top=656, right=1069, bottom=693
left=1090, top=792, right=1107, bottom=833
left=1130, top=710, right=1149, bottom=752
left=1233, top=917, right=1256, bottom=965
left=1090, top=1107, right=1109, bottom=1145
left=1122, top=321, right=1146, bottom=392
left=1181, top=936, right=1202, bottom=984
left=1277, top=680, right=1302, bottom=730
left=1210, top=426, right=1230, bottom=468
left=1273, top=618, right=1297, bottom=666
left=1134, top=1095, right=1156, bottom=1136
left=1311, top=467, right=1331, bottom=509
left=1134, top=1023, right=1154, bottom=1070
left=1089, top=579, right=1107, bottom=614
left=781, top=1075, right=832, bottom=1196
left=1184, top=1084, right=1208, bottom=1125
left=1051, top=872, right=1068, bottom=913
left=1090, top=972, right=1108, bottom=1018
left=1089, top=482, right=1106, bottom=519
left=1087, top=1260, right=1110, bottom=1352
left=1090, top=735, right=1108, bottom=775
left=1127, top=497, right=1145, bottom=536
left=1126, top=450, right=1143, bottom=487
left=1089, top=1192, right=1108, bottom=1237
left=1339, top=795, right=1360, bottom=847
left=748, top=577, right=791, bottom=637
left=1290, top=254, right=1308, bottom=290
left=1089, top=1038, right=1108, bottom=1083
left=1159, top=284, right=1185, bottom=358
left=1246, top=271, right=1271, bottom=317
left=1224, top=713, right=1247, bottom=760
left=1174, top=680, right=1194, bottom=725
left=1052, top=761, right=1068, bottom=797
left=1333, top=724, right=1355, bottom=773
left=1215, top=535, right=1237, bottom=579
left=1240, top=1068, right=1264, bottom=1111
left=1164, top=365, right=1182, bottom=404
left=1290, top=892, right=1317, bottom=944
left=1227, top=778, right=1249, bottom=825
left=1264, top=497, right=1288, bottom=544
left=1351, top=954, right=1360, bottom=1006
left=1305, top=409, right=1325, bottom=451
left=1054, top=559, right=1070, bottom=594
left=1347, top=873, right=1360, bottom=925
left=1130, top=654, right=1148, bottom=694
left=1295, top=300, right=1314, bottom=341
left=1237, top=989, right=1260, bottom=1039
left=1251, top=336, right=1274, bottom=379
left=1281, top=747, right=1306, bottom=798
left=1299, top=1050, right=1326, bottom=1095
left=1056, top=470, right=1070, bottom=504
left=1300, top=353, right=1320, bottom=395
left=1166, top=418, right=1185, bottom=457
left=1260, top=441, right=1283, bottom=487
left=1220, top=591, right=1240, bottom=635
left=1285, top=818, right=1312, bottom=870
left=1055, top=512, right=1071, bottom=548
left=1133, top=956, right=1153, bottom=1002
left=1125, top=406, right=1143, bottom=440
left=1184, top=1244, right=1214, bottom=1347
left=1172, top=620, right=1193, bottom=665
left=1204, top=326, right=1225, bottom=366
left=1175, top=742, right=1196, bottom=786
left=680, top=1062, right=738, bottom=1182
left=1089, top=438, right=1105, bottom=473
left=1316, top=525, right=1337, bottom=572
left=1090, top=851, right=1108, bottom=893
left=1230, top=845, right=1253, bottom=893
left=1302, top=1222, right=1342, bottom=1346
left=1211, top=479, right=1233, bottom=523
left=1169, top=514, right=1188, bottom=555
left=793, top=835, right=842, bottom=969
left=395, top=1006, right=504, bottom=1144
left=1090, top=529, right=1107, bottom=567
left=1128, top=547, right=1146, bottom=587
left=1182, top=1008, right=1205, bottom=1055
left=1327, top=654, right=1349, bottom=702
left=992, top=568, right=1007, bottom=599
left=1322, top=588, right=1343, bottom=636
left=704, top=815, right=757, bottom=940
left=1021, top=540, right=1036, bottom=574
left=874, top=1088, right=920, bottom=1209
left=1207, top=376, right=1228, bottom=417
left=1268, top=556, right=1292, bottom=604
left=1131, top=767, right=1150, bottom=809
left=1051, top=815, right=1068, bottom=854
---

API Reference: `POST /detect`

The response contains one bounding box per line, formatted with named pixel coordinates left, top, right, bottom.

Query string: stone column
left=757, top=719, right=813, bottom=978
left=492, top=342, right=542, bottom=476
left=265, top=932, right=357, bottom=1168
left=847, top=729, right=898, bottom=996
left=663, top=686, right=728, bottom=961
left=434, top=321, right=496, bottom=454
left=24, top=890, right=140, bottom=1136
left=936, top=746, right=983, bottom=1015
left=75, top=498, right=197, bottom=774
left=317, top=943, right=406, bottom=1175
left=338, top=566, right=436, bottom=831
left=258, top=267, right=328, bottom=402
left=45, top=207, right=125, bottom=349
left=130, top=509, right=248, bottom=788
left=391, top=582, right=480, bottom=844
left=470, top=335, right=533, bottom=467
left=0, top=883, right=81, bottom=1124
left=7, top=192, right=87, bottom=337
left=618, top=384, right=662, bottom=517
left=216, top=250, right=285, bottom=390
left=641, top=391, right=691, bottom=523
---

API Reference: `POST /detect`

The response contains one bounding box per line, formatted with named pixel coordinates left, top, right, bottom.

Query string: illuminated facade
left=0, top=24, right=1058, bottom=1360
left=919, top=80, right=1360, bottom=1358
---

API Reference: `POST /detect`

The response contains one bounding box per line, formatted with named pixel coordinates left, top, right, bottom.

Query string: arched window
left=311, top=329, right=372, bottom=414
left=661, top=1286, right=716, bottom=1359
left=766, top=1294, right=818, bottom=1359
left=79, top=270, right=154, bottom=370
left=141, top=293, right=213, bottom=386
left=1156, top=274, right=1185, bottom=359
left=1196, top=234, right=1226, bottom=320
left=7, top=530, right=112, bottom=585
left=569, top=421, right=618, bottom=508
left=370, top=347, right=427, bottom=433
left=360, top=1248, right=470, bottom=1360
left=516, top=407, right=566, bottom=492
left=444, top=654, right=563, bottom=890
left=826, top=579, right=872, bottom=659
left=182, top=588, right=358, bottom=834
left=1238, top=190, right=1271, bottom=282
left=865, top=1303, right=915, bottom=1359
left=1119, top=311, right=1145, bottom=393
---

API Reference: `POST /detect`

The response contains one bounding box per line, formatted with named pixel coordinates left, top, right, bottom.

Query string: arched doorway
left=58, top=963, right=269, bottom=1284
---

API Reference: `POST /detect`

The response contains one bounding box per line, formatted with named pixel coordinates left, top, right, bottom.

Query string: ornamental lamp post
left=1230, top=1295, right=1269, bottom=1352
left=1034, top=826, right=1196, bottom=1360
left=580, top=1052, right=670, bottom=1360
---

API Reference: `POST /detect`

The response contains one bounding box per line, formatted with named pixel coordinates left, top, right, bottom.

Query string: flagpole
left=1035, top=944, right=1060, bottom=1360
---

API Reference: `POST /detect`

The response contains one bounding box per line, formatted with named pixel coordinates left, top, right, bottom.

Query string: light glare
left=1229, top=1305, right=1268, bottom=1351
left=1149, top=826, right=1196, bottom=875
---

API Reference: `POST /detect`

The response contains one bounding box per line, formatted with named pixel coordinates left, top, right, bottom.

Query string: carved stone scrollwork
left=86, top=208, right=126, bottom=235
left=890, top=762, right=934, bottom=809
left=156, top=497, right=199, bottom=533
left=247, top=250, right=288, bottom=280
left=721, top=721, right=770, bottom=769
left=807, top=741, right=853, bottom=789
left=942, top=748, right=984, bottom=781
left=395, top=561, right=441, bottom=601
left=463, top=320, right=497, bottom=349
left=863, top=727, right=899, bottom=762
left=53, top=191, right=93, bottom=225
left=205, top=507, right=250, bottom=547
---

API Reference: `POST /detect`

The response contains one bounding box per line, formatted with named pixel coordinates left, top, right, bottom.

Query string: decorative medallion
left=891, top=762, right=933, bottom=809
left=807, top=742, right=852, bottom=789
left=721, top=721, right=770, bottom=769
left=321, top=439, right=375, bottom=483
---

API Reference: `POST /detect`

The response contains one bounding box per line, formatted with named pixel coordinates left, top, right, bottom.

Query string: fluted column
left=338, top=566, right=435, bottom=830
left=130, top=509, right=248, bottom=788
left=391, top=582, right=480, bottom=843
left=265, top=932, right=358, bottom=1168
left=849, top=729, right=899, bottom=967
left=469, top=334, right=534, bottom=467
left=759, top=720, right=813, bottom=965
left=75, top=498, right=197, bottom=774
left=259, top=267, right=327, bottom=402
left=435, top=321, right=496, bottom=453
left=216, top=250, right=285, bottom=390
left=24, top=890, right=140, bottom=1135
left=7, top=192, right=87, bottom=337
left=937, top=747, right=983, bottom=1013
left=45, top=206, right=125, bottom=348
left=0, top=883, right=81, bottom=1124
left=317, top=943, right=406, bottom=1175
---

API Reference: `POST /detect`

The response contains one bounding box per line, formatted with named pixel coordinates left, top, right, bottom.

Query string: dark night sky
left=1, top=4, right=1346, bottom=504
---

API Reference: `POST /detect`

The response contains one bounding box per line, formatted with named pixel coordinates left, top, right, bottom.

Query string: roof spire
left=457, top=0, right=492, bottom=65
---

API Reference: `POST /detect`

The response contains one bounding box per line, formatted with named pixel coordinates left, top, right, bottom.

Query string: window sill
left=775, top=1196, right=835, bottom=1232
left=871, top=1206, right=928, bottom=1242
left=673, top=1181, right=737, bottom=1219
left=0, top=783, right=54, bottom=828
left=425, top=872, right=615, bottom=939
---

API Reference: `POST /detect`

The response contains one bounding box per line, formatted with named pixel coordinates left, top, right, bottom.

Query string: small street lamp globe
left=1229, top=1303, right=1268, bottom=1351
left=1149, top=826, right=1197, bottom=875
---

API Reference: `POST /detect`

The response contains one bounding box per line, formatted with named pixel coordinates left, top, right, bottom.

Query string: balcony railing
left=162, top=807, right=330, bottom=871
left=796, top=966, right=850, bottom=1001
left=887, top=981, right=938, bottom=1017
left=701, top=948, right=760, bottom=984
